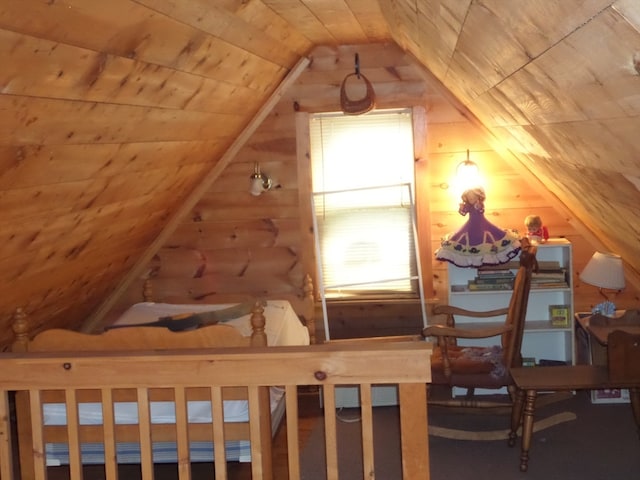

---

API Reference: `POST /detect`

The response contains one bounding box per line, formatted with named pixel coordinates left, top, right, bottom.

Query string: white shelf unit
left=445, top=238, right=574, bottom=394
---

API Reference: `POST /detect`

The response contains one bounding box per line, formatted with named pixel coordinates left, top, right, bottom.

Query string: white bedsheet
left=114, top=299, right=310, bottom=346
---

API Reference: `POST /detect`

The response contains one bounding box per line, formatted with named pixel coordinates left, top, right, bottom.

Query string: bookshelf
left=445, top=238, right=575, bottom=394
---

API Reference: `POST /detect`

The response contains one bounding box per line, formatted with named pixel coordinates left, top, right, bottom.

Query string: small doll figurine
left=524, top=215, right=549, bottom=243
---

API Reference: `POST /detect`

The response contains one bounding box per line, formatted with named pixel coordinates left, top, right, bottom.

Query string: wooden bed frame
left=137, top=273, right=317, bottom=345
left=9, top=275, right=316, bottom=478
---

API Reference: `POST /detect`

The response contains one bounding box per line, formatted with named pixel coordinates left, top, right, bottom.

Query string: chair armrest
left=433, top=304, right=509, bottom=319
left=422, top=324, right=512, bottom=340
left=327, top=334, right=423, bottom=344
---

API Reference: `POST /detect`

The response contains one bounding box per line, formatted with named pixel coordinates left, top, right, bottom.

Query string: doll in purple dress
left=435, top=187, right=521, bottom=267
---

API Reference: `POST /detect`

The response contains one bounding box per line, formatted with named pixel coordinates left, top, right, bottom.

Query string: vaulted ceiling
left=1, top=0, right=639, bottom=347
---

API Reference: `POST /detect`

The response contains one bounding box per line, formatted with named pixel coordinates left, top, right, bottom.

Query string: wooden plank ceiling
left=1, top=0, right=639, bottom=347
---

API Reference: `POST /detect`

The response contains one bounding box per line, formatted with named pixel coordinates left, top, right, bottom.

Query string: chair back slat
left=503, top=239, right=538, bottom=369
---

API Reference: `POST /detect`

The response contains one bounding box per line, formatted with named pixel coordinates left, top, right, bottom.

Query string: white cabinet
left=446, top=238, right=575, bottom=369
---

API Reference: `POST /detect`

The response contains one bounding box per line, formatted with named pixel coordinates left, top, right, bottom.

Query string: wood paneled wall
left=119, top=43, right=639, bottom=338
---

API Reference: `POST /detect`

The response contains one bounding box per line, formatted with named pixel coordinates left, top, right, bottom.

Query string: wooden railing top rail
left=0, top=342, right=433, bottom=480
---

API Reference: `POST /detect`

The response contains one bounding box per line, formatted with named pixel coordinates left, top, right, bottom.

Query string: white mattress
left=42, top=300, right=309, bottom=465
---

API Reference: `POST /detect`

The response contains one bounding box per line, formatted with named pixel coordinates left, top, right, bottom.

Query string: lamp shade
left=455, top=149, right=480, bottom=193
left=579, top=251, right=625, bottom=290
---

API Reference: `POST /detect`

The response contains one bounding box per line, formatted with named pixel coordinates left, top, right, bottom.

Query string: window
left=310, top=109, right=418, bottom=299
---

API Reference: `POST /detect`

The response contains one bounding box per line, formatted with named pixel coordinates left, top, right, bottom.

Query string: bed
left=10, top=280, right=315, bottom=475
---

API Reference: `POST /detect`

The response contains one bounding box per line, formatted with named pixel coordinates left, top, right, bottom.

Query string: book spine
left=473, top=277, right=514, bottom=285
left=467, top=282, right=513, bottom=291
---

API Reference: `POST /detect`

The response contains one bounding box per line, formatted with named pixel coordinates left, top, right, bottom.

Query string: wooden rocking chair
left=423, top=238, right=538, bottom=410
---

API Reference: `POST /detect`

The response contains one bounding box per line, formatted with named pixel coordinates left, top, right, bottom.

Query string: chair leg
left=464, top=387, right=475, bottom=400
left=508, top=388, right=525, bottom=447
left=519, top=389, right=537, bottom=472
left=630, top=387, right=640, bottom=440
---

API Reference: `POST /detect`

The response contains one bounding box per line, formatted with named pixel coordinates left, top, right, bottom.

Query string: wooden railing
left=0, top=341, right=432, bottom=480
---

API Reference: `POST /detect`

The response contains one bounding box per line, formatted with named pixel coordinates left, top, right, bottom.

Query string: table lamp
left=579, top=251, right=625, bottom=315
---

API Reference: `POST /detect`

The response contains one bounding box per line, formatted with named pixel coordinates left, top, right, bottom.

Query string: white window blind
left=310, top=109, right=418, bottom=298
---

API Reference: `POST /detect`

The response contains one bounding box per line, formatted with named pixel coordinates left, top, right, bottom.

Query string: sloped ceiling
left=1, top=0, right=639, bottom=347
left=383, top=0, right=640, bottom=266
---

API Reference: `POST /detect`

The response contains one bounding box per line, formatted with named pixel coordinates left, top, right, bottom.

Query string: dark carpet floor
left=300, top=390, right=640, bottom=480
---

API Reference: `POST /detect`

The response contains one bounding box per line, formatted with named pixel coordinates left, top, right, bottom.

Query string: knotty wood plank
left=234, top=0, right=314, bottom=54
left=193, top=189, right=300, bottom=218
left=1, top=198, right=173, bottom=266
left=295, top=112, right=317, bottom=295
left=65, top=389, right=83, bottom=480
left=303, top=43, right=415, bottom=75
left=0, top=141, right=220, bottom=190
left=344, top=0, right=391, bottom=40
left=446, top=0, right=614, bottom=100
left=360, top=384, right=375, bottom=478
left=3, top=342, right=433, bottom=387
left=0, top=163, right=207, bottom=223
left=0, top=391, right=13, bottom=480
left=0, top=96, right=243, bottom=146
left=288, top=79, right=430, bottom=112
left=0, top=29, right=260, bottom=114
left=248, top=386, right=267, bottom=480
left=137, top=388, right=154, bottom=480
left=174, top=387, right=191, bottom=480
left=0, top=0, right=283, bottom=92
left=211, top=386, right=228, bottom=478
left=206, top=162, right=300, bottom=194
left=322, top=384, right=339, bottom=480
left=153, top=246, right=302, bottom=278
left=261, top=0, right=337, bottom=45
left=399, top=383, right=429, bottom=479
left=29, top=389, right=47, bottom=480
left=169, top=218, right=302, bottom=249
left=147, top=274, right=308, bottom=304
left=285, top=385, right=301, bottom=479
left=489, top=10, right=640, bottom=127
left=295, top=0, right=368, bottom=44
left=101, top=389, right=118, bottom=480
left=138, top=0, right=310, bottom=67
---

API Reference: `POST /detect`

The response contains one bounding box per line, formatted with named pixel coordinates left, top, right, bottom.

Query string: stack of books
left=467, top=268, right=514, bottom=291
left=531, top=262, right=568, bottom=288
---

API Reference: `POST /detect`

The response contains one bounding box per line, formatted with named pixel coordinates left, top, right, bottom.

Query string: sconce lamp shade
left=579, top=251, right=625, bottom=290
left=456, top=149, right=481, bottom=193
left=249, top=162, right=272, bottom=196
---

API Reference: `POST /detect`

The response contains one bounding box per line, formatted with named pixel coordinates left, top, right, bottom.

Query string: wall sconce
left=457, top=149, right=479, bottom=185
left=453, top=149, right=483, bottom=198
left=249, top=162, right=272, bottom=196
left=579, top=251, right=625, bottom=314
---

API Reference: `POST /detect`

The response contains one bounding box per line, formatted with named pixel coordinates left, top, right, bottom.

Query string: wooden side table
left=576, top=309, right=640, bottom=346
left=510, top=353, right=640, bottom=472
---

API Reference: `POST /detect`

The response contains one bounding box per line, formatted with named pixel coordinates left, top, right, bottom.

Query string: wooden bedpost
left=249, top=301, right=268, bottom=347
left=11, top=307, right=30, bottom=352
left=10, top=307, right=37, bottom=480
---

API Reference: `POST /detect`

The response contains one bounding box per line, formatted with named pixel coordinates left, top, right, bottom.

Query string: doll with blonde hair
left=436, top=187, right=520, bottom=267
left=524, top=215, right=549, bottom=244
